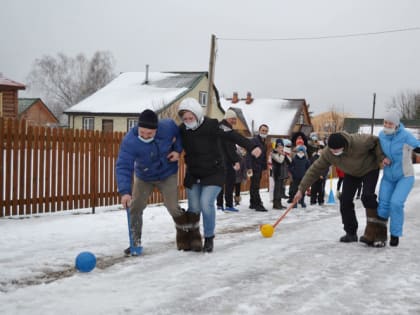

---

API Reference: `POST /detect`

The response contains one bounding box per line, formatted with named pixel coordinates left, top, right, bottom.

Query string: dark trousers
left=249, top=169, right=263, bottom=206
left=273, top=177, right=286, bottom=201
left=337, top=177, right=344, bottom=191
left=217, top=165, right=236, bottom=208
left=311, top=178, right=325, bottom=204
left=234, top=183, right=241, bottom=197
left=340, top=168, right=379, bottom=235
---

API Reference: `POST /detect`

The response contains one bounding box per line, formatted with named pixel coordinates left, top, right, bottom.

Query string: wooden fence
left=1, top=117, right=267, bottom=217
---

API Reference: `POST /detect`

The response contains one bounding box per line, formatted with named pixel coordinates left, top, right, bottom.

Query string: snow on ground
left=1, top=168, right=420, bottom=315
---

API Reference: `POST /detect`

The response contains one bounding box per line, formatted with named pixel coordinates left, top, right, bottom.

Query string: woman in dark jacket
left=177, top=98, right=261, bottom=252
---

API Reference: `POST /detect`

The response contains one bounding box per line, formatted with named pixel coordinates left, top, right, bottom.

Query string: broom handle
left=273, top=200, right=298, bottom=228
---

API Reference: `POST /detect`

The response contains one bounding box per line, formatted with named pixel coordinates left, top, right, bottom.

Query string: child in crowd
left=289, top=145, right=310, bottom=208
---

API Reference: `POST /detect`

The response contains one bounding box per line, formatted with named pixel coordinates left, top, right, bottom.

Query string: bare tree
left=26, top=51, right=116, bottom=121
left=387, top=89, right=420, bottom=119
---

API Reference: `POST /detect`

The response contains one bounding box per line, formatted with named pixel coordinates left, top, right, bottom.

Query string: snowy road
left=1, top=172, right=420, bottom=314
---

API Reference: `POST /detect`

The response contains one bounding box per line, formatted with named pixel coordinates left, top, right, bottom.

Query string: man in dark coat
left=217, top=109, right=242, bottom=212
left=293, top=132, right=387, bottom=246
left=247, top=124, right=269, bottom=211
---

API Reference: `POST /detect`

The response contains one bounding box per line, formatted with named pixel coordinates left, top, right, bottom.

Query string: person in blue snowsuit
left=377, top=110, right=420, bottom=247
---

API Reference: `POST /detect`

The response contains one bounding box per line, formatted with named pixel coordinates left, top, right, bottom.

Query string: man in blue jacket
left=116, top=109, right=189, bottom=255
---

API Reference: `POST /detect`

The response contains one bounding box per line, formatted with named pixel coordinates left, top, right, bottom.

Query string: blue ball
left=75, top=251, right=96, bottom=272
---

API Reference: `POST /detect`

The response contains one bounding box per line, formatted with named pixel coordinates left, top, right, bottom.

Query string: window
left=127, top=118, right=137, bottom=131
left=82, top=117, right=94, bottom=130
left=199, top=91, right=208, bottom=106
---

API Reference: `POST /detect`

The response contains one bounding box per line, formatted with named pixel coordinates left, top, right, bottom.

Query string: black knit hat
left=138, top=109, right=158, bottom=129
left=327, top=133, right=347, bottom=149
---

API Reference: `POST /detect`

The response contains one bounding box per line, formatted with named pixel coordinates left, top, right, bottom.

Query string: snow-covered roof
left=0, top=75, right=25, bottom=89
left=220, top=97, right=304, bottom=135
left=65, top=72, right=205, bottom=114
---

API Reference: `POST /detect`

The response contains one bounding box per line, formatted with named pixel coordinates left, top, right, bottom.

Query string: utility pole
left=207, top=34, right=216, bottom=116
left=370, top=93, right=376, bottom=135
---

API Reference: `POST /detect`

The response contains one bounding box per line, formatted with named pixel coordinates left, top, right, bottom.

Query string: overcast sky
left=1, top=0, right=420, bottom=118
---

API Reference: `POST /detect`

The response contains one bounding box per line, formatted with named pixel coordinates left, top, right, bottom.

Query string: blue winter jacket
left=116, top=119, right=182, bottom=195
left=379, top=123, right=420, bottom=181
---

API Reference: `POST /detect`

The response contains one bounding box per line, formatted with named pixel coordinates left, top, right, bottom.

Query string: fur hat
left=384, top=109, right=400, bottom=126
left=327, top=133, right=347, bottom=149
left=224, top=109, right=237, bottom=119
left=138, top=109, right=158, bottom=129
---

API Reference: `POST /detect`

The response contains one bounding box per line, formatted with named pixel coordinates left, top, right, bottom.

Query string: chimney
left=232, top=92, right=239, bottom=104
left=144, top=64, right=149, bottom=84
left=245, top=92, right=253, bottom=104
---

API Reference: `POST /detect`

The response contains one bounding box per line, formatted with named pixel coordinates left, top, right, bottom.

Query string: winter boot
left=273, top=199, right=281, bottom=209
left=390, top=235, right=399, bottom=247
left=234, top=195, right=241, bottom=206
left=203, top=236, right=214, bottom=253
left=186, top=212, right=203, bottom=252
left=124, top=246, right=143, bottom=256
left=339, top=233, right=358, bottom=243
left=173, top=211, right=192, bottom=251
left=373, top=216, right=388, bottom=247
left=359, top=208, right=377, bottom=246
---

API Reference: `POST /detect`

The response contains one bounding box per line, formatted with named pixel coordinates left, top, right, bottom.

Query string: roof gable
left=0, top=76, right=25, bottom=90
left=220, top=97, right=306, bottom=135
left=18, top=98, right=38, bottom=114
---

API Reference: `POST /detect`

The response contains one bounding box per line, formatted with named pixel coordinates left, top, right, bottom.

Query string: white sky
left=1, top=0, right=420, bottom=118
left=1, top=167, right=420, bottom=314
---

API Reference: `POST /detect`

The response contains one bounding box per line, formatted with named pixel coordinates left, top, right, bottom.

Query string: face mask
left=297, top=152, right=305, bottom=158
left=259, top=134, right=267, bottom=139
left=185, top=121, right=199, bottom=130
left=332, top=150, right=344, bottom=156
left=383, top=127, right=396, bottom=135
left=138, top=136, right=154, bottom=143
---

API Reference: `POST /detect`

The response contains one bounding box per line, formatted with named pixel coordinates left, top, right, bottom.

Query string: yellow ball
left=260, top=224, right=274, bottom=238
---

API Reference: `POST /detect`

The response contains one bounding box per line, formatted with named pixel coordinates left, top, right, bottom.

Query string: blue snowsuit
left=377, top=123, right=420, bottom=237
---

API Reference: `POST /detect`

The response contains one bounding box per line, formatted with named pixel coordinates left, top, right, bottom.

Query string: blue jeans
left=186, top=184, right=221, bottom=237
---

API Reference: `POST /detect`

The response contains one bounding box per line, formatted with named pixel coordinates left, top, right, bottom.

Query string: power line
left=217, top=26, right=420, bottom=42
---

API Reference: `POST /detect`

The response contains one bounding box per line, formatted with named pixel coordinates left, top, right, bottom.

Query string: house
left=311, top=111, right=349, bottom=139
left=65, top=71, right=224, bottom=132
left=18, top=98, right=59, bottom=127
left=220, top=92, right=312, bottom=144
left=0, top=74, right=26, bottom=119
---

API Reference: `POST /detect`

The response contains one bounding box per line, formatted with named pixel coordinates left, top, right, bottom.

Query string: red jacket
left=336, top=167, right=345, bottom=178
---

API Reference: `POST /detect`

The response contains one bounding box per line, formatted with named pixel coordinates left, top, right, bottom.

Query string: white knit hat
left=384, top=109, right=400, bottom=126
left=224, top=109, right=237, bottom=119
left=178, top=98, right=204, bottom=122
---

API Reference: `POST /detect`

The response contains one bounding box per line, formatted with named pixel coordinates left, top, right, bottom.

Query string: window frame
left=198, top=91, right=208, bottom=106
left=127, top=118, right=138, bottom=131
left=82, top=117, right=95, bottom=130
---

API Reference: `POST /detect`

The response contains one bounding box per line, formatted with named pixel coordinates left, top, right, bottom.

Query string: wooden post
left=207, top=34, right=216, bottom=116
left=371, top=93, right=376, bottom=135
